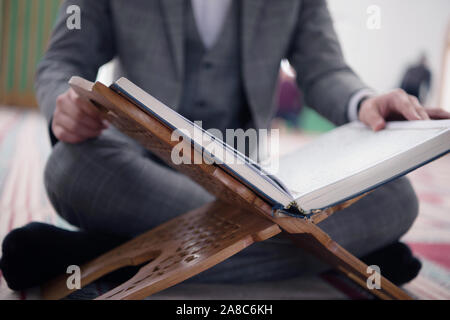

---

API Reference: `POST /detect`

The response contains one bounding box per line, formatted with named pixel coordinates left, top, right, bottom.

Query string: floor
left=0, top=106, right=449, bottom=300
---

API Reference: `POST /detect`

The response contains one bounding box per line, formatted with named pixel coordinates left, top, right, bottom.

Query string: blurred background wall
left=328, top=0, right=450, bottom=108
left=0, top=0, right=60, bottom=107
left=284, top=0, right=450, bottom=130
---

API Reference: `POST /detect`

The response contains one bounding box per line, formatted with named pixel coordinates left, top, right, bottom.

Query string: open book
left=105, top=77, right=450, bottom=215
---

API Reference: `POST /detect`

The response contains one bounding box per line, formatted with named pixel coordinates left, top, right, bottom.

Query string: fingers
left=390, top=90, right=423, bottom=121
left=59, top=99, right=106, bottom=131
left=53, top=111, right=103, bottom=143
left=57, top=111, right=103, bottom=137
left=408, top=95, right=429, bottom=120
left=358, top=89, right=436, bottom=132
left=359, top=98, right=386, bottom=131
left=52, top=123, right=84, bottom=144
left=426, top=108, right=450, bottom=119
left=68, top=89, right=104, bottom=121
left=53, top=88, right=107, bottom=143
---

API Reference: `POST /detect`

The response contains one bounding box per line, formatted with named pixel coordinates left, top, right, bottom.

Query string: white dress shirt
left=191, top=0, right=232, bottom=49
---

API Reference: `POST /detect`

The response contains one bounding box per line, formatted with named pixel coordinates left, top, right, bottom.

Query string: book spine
left=271, top=201, right=316, bottom=219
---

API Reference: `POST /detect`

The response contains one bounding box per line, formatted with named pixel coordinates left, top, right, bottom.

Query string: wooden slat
left=42, top=200, right=281, bottom=300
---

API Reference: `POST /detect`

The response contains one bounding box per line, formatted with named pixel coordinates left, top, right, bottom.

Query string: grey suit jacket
left=36, top=0, right=368, bottom=131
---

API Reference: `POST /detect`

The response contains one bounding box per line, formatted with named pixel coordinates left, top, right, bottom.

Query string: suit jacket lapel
left=240, top=0, right=266, bottom=128
left=160, top=0, right=184, bottom=80
left=240, top=0, right=301, bottom=129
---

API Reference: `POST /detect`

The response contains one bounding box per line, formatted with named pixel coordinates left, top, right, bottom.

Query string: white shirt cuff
left=347, top=88, right=376, bottom=122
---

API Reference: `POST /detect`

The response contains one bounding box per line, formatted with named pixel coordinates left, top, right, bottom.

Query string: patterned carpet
left=0, top=106, right=449, bottom=300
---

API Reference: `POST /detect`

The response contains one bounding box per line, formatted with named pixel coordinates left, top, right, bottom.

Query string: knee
left=44, top=142, right=90, bottom=226
left=45, top=142, right=76, bottom=198
left=390, top=177, right=419, bottom=237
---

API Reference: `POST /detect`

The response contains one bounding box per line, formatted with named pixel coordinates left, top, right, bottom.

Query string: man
left=1, top=0, right=449, bottom=291
left=401, top=54, right=432, bottom=103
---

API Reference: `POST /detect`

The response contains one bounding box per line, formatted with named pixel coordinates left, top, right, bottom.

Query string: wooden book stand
left=41, top=78, right=412, bottom=300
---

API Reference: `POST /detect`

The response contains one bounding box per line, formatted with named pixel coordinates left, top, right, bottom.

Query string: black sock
left=361, top=241, right=422, bottom=286
left=0, top=222, right=130, bottom=290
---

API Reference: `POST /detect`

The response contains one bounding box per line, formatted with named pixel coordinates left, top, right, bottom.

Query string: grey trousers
left=44, top=127, right=419, bottom=283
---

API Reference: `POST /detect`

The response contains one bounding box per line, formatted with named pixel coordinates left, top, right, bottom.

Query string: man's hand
left=52, top=88, right=107, bottom=143
left=358, top=89, right=450, bottom=131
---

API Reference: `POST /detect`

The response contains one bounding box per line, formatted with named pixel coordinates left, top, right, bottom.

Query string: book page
left=276, top=120, right=450, bottom=199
